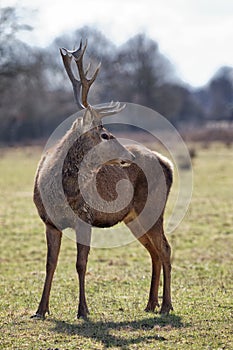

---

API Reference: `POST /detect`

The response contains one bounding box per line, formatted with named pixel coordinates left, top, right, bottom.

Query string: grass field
left=0, top=144, right=232, bottom=349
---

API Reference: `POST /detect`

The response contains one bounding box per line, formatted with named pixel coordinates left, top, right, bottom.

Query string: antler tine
left=60, top=39, right=101, bottom=109
left=71, top=39, right=101, bottom=108
left=91, top=102, right=126, bottom=120
left=94, top=102, right=121, bottom=113
left=70, top=39, right=85, bottom=60
left=60, top=48, right=83, bottom=109
left=99, top=103, right=126, bottom=117
left=85, top=62, right=91, bottom=76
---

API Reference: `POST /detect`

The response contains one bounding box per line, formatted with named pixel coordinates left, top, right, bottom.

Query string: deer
left=32, top=40, right=173, bottom=320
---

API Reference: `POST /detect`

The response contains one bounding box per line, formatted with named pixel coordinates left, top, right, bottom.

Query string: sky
left=2, top=0, right=233, bottom=87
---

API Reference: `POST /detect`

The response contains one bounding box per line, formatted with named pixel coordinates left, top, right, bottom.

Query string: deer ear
left=82, top=108, right=94, bottom=132
left=72, top=117, right=82, bottom=131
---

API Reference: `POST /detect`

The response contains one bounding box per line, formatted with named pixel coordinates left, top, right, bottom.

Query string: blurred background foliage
left=0, top=6, right=233, bottom=144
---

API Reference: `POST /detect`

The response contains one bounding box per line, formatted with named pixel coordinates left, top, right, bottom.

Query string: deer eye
left=101, top=132, right=110, bottom=140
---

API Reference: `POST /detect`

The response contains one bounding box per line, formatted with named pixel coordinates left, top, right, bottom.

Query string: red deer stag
left=32, top=40, right=173, bottom=319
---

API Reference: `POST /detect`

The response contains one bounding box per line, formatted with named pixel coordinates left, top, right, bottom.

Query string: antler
left=60, top=40, right=101, bottom=109
left=60, top=40, right=126, bottom=122
left=92, top=102, right=126, bottom=118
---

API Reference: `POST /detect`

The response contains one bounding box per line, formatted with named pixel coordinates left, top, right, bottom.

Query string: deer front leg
left=76, top=221, right=91, bottom=319
left=32, top=223, right=62, bottom=319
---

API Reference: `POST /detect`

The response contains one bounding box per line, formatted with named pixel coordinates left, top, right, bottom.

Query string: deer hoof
left=77, top=305, right=90, bottom=319
left=145, top=301, right=160, bottom=312
left=30, top=312, right=45, bottom=320
left=159, top=303, right=173, bottom=315
left=77, top=313, right=88, bottom=320
left=77, top=310, right=89, bottom=320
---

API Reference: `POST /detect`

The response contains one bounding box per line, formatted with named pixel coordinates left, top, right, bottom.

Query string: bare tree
left=113, top=34, right=176, bottom=107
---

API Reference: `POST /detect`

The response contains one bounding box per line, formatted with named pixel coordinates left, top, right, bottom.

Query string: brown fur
left=32, top=121, right=173, bottom=318
left=32, top=43, right=173, bottom=319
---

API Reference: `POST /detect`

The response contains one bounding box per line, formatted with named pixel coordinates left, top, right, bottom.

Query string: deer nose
left=120, top=150, right=135, bottom=166
left=129, top=151, right=135, bottom=162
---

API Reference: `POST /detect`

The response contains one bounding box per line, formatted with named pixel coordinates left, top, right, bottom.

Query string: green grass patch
left=0, top=144, right=232, bottom=349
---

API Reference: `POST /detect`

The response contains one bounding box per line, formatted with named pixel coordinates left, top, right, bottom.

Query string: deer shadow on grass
left=49, top=313, right=188, bottom=348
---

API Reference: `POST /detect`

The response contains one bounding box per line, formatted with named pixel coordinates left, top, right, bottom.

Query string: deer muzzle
left=106, top=148, right=135, bottom=167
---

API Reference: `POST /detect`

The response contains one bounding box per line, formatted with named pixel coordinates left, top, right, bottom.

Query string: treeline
left=0, top=7, right=233, bottom=143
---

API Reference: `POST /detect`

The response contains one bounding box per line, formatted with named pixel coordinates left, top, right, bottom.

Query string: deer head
left=60, top=40, right=134, bottom=166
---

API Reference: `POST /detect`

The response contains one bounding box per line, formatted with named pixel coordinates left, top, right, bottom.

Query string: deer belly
left=91, top=206, right=132, bottom=228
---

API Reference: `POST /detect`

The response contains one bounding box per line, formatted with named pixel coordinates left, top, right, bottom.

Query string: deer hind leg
left=138, top=235, right=162, bottom=312
left=124, top=214, right=161, bottom=313
left=147, top=219, right=173, bottom=315
left=32, top=223, right=62, bottom=319
left=75, top=221, right=91, bottom=319
left=125, top=214, right=173, bottom=315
